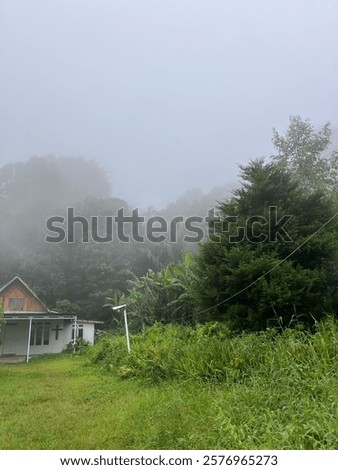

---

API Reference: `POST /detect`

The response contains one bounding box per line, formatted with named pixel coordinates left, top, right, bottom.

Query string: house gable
left=0, top=277, right=48, bottom=314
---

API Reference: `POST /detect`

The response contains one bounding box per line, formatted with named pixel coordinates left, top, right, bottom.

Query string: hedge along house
left=0, top=276, right=99, bottom=362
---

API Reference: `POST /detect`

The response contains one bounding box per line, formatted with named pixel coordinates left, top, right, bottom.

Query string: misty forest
left=1, top=117, right=337, bottom=332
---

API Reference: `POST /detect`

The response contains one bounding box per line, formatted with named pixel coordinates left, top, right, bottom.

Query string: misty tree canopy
left=0, top=117, right=337, bottom=331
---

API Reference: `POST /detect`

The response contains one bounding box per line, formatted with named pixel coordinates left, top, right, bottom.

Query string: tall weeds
left=90, top=317, right=337, bottom=385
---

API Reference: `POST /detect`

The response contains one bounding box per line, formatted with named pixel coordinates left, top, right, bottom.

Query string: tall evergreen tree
left=194, top=159, right=337, bottom=331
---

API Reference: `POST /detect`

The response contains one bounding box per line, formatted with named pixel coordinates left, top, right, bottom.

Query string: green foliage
left=124, top=252, right=198, bottom=330
left=55, top=299, right=81, bottom=315
left=272, top=116, right=338, bottom=196
left=66, top=338, right=90, bottom=355
left=194, top=157, right=338, bottom=330
left=90, top=318, right=338, bottom=387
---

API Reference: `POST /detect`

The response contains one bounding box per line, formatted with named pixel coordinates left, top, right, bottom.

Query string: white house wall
left=63, top=322, right=73, bottom=346
left=1, top=319, right=74, bottom=356
left=30, top=320, right=73, bottom=355
left=82, top=323, right=95, bottom=344
left=0, top=319, right=97, bottom=357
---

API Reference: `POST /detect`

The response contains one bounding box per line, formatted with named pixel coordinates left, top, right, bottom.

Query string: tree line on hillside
left=0, top=116, right=337, bottom=331
left=0, top=153, right=229, bottom=323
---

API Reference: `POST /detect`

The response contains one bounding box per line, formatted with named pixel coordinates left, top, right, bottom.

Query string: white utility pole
left=112, top=304, right=130, bottom=352
left=26, top=317, right=32, bottom=362
left=73, top=316, right=77, bottom=350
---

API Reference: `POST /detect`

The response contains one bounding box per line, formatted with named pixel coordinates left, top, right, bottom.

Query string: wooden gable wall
left=0, top=281, right=47, bottom=313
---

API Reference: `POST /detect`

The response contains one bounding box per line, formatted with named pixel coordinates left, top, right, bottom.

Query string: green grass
left=0, top=319, right=337, bottom=450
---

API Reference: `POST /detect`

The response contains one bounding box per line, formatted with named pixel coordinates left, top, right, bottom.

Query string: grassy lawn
left=0, top=351, right=337, bottom=450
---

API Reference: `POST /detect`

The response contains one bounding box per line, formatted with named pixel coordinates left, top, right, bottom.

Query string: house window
left=30, top=322, right=50, bottom=346
left=35, top=324, right=43, bottom=345
left=9, top=298, right=24, bottom=311
left=43, top=324, right=50, bottom=345
left=53, top=324, right=63, bottom=340
left=71, top=324, right=84, bottom=340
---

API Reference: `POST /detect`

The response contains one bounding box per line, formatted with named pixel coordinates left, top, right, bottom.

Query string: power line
left=193, top=211, right=338, bottom=317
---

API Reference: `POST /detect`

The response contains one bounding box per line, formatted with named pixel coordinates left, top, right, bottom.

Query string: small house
left=0, top=276, right=100, bottom=362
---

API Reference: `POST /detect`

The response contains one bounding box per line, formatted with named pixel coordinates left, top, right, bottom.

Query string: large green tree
left=193, top=158, right=337, bottom=331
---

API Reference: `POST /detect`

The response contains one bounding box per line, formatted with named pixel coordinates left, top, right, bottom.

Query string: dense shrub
left=90, top=317, right=338, bottom=384
left=66, top=338, right=90, bottom=355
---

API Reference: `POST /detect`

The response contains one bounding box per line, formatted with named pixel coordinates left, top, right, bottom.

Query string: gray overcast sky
left=1, top=0, right=337, bottom=208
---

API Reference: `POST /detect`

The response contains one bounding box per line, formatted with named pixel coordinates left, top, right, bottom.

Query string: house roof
left=0, top=275, right=49, bottom=312
left=0, top=277, right=103, bottom=323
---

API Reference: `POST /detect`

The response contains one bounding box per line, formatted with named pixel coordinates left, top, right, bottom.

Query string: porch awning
left=3, top=314, right=76, bottom=320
